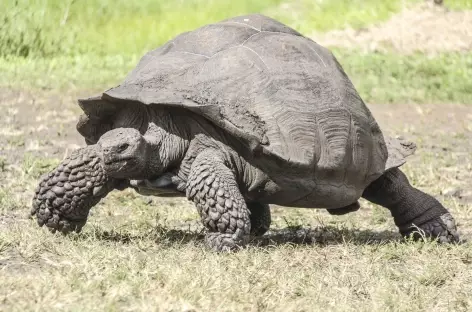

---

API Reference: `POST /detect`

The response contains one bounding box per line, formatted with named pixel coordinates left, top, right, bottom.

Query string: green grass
left=448, top=0, right=472, bottom=10
left=0, top=54, right=138, bottom=91
left=335, top=50, right=472, bottom=104
left=1, top=0, right=419, bottom=58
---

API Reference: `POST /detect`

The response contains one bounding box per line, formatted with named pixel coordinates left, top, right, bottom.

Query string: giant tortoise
left=32, top=14, right=459, bottom=251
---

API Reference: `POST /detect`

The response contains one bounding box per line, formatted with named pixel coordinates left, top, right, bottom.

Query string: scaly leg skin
left=248, top=202, right=271, bottom=236
left=362, top=168, right=459, bottom=243
left=186, top=150, right=251, bottom=252
left=31, top=145, right=123, bottom=234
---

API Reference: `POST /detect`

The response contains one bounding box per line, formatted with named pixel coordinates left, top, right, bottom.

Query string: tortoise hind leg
left=248, top=202, right=271, bottom=236
left=362, top=168, right=459, bottom=243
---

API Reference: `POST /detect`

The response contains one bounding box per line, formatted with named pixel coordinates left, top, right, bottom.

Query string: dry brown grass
left=1, top=88, right=471, bottom=311
left=312, top=2, right=472, bottom=54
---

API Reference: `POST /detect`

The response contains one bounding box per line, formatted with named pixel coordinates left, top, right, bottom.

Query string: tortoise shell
left=77, top=14, right=415, bottom=207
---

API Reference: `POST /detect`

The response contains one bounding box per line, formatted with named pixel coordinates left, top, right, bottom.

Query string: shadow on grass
left=84, top=224, right=403, bottom=248
left=253, top=225, right=402, bottom=247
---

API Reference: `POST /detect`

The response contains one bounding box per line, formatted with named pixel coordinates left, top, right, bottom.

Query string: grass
left=2, top=223, right=472, bottom=311
left=1, top=87, right=471, bottom=310
left=0, top=0, right=419, bottom=58
left=333, top=50, right=472, bottom=104
left=448, top=0, right=472, bottom=10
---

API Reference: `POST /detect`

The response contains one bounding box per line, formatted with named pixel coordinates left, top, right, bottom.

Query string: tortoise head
left=97, top=128, right=149, bottom=179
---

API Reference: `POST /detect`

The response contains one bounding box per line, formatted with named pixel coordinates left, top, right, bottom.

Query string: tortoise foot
left=401, top=213, right=460, bottom=243
left=204, top=231, right=249, bottom=252
left=31, top=145, right=118, bottom=234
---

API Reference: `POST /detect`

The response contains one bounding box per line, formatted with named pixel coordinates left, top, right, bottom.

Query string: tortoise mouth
left=101, top=156, right=144, bottom=178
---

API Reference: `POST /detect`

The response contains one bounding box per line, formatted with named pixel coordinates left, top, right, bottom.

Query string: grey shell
left=78, top=14, right=416, bottom=202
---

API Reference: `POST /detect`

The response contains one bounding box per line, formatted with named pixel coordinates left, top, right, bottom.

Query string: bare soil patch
left=312, top=2, right=472, bottom=54
left=0, top=88, right=84, bottom=163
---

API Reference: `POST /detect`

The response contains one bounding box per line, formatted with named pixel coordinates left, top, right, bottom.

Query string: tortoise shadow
left=252, top=225, right=402, bottom=247
left=85, top=224, right=403, bottom=247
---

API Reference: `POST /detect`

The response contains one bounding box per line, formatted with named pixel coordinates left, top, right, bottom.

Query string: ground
left=1, top=1, right=472, bottom=311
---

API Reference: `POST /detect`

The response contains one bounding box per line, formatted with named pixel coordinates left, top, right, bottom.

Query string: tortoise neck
left=143, top=107, right=192, bottom=178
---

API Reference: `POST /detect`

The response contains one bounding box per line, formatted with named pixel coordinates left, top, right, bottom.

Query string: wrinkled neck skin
left=142, top=106, right=190, bottom=179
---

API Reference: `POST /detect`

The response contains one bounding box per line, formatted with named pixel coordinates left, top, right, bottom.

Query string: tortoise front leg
left=31, top=145, right=124, bottom=234
left=131, top=175, right=270, bottom=236
left=186, top=150, right=251, bottom=252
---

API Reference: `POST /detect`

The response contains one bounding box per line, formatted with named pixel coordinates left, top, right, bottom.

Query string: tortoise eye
left=119, top=143, right=129, bottom=151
